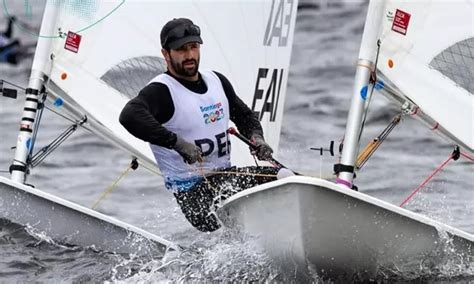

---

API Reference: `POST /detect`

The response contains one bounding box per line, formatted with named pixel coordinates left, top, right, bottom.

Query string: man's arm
left=214, top=72, right=263, bottom=139
left=120, top=82, right=205, bottom=164
left=119, top=83, right=177, bottom=148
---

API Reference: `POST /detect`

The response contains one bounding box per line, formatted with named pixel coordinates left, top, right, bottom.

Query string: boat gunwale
left=219, top=175, right=474, bottom=242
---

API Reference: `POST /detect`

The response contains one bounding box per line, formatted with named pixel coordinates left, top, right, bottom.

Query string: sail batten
left=100, top=56, right=167, bottom=100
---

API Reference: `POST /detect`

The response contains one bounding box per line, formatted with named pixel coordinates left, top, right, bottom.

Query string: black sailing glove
left=250, top=134, right=273, bottom=161
left=173, top=136, right=202, bottom=164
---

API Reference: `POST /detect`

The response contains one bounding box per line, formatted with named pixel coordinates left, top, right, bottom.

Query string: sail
left=33, top=0, right=297, bottom=169
left=374, top=0, right=473, bottom=153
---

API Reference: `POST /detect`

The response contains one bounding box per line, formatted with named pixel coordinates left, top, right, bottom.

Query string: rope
left=0, top=79, right=26, bottom=91
left=30, top=117, right=86, bottom=168
left=91, top=162, right=134, bottom=210
left=186, top=161, right=219, bottom=192
left=140, top=162, right=163, bottom=177
left=252, top=154, right=260, bottom=167
left=358, top=39, right=382, bottom=142
left=399, top=153, right=454, bottom=208
left=209, top=170, right=278, bottom=178
left=184, top=161, right=282, bottom=195
left=356, top=114, right=401, bottom=169
left=28, top=92, right=48, bottom=161
left=139, top=158, right=281, bottom=179
left=44, top=104, right=76, bottom=124
left=461, top=152, right=474, bottom=162
left=189, top=163, right=335, bottom=180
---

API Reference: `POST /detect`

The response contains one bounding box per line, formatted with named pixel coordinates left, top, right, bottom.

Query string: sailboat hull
left=218, top=176, right=474, bottom=279
left=0, top=176, right=177, bottom=256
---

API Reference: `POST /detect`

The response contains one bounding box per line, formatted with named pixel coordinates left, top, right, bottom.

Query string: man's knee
left=191, top=213, right=221, bottom=232
left=175, top=191, right=221, bottom=232
left=181, top=206, right=221, bottom=232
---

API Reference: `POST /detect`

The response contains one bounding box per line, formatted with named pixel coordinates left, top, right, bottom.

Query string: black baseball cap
left=160, top=18, right=203, bottom=50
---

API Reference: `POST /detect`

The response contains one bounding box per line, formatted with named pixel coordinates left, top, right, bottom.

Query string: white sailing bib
left=149, top=71, right=231, bottom=191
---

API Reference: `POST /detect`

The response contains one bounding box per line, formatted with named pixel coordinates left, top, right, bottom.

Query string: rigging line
left=30, top=117, right=86, bottom=167
left=194, top=162, right=276, bottom=202
left=198, top=161, right=218, bottom=192
left=187, top=162, right=280, bottom=179
left=0, top=79, right=26, bottom=91
left=30, top=125, right=76, bottom=167
left=399, top=153, right=454, bottom=208
left=199, top=167, right=335, bottom=180
left=43, top=104, right=94, bottom=132
left=184, top=161, right=218, bottom=193
left=28, top=92, right=48, bottom=162
left=91, top=161, right=133, bottom=210
left=209, top=170, right=277, bottom=178
left=358, top=39, right=382, bottom=142
left=252, top=154, right=260, bottom=167
left=356, top=114, right=401, bottom=169
left=139, top=162, right=163, bottom=177
left=43, top=105, right=76, bottom=123
left=186, top=163, right=333, bottom=196
left=461, top=152, right=474, bottom=162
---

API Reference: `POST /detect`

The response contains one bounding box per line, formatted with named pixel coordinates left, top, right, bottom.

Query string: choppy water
left=1, top=1, right=473, bottom=282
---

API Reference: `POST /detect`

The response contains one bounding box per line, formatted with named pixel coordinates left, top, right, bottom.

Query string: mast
left=10, top=1, right=60, bottom=183
left=335, top=0, right=386, bottom=188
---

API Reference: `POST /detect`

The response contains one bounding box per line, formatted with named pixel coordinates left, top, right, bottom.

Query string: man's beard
left=171, top=57, right=199, bottom=78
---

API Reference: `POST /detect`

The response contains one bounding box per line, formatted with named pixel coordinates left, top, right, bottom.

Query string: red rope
left=461, top=152, right=474, bottom=162
left=399, top=154, right=453, bottom=208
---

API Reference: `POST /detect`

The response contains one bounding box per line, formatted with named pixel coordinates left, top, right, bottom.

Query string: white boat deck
left=218, top=176, right=474, bottom=279
left=0, top=176, right=179, bottom=256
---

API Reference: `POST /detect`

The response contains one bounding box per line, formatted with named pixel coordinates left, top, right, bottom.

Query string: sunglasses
left=164, top=24, right=201, bottom=48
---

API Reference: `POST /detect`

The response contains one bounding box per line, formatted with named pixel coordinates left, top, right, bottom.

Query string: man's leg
left=172, top=166, right=279, bottom=232
left=173, top=181, right=221, bottom=232
left=208, top=166, right=279, bottom=202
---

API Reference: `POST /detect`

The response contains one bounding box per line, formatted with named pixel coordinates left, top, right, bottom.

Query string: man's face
left=165, top=42, right=200, bottom=79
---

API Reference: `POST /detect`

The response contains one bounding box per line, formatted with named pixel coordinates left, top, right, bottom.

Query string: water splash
left=376, top=228, right=474, bottom=281
left=120, top=229, right=296, bottom=282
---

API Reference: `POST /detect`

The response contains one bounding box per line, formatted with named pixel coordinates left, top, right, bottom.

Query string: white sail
left=38, top=0, right=297, bottom=169
left=375, top=0, right=473, bottom=153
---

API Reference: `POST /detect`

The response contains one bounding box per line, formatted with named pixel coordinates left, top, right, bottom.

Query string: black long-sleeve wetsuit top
left=119, top=71, right=263, bottom=149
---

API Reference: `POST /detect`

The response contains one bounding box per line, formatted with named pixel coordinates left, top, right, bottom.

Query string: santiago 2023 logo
left=200, top=102, right=224, bottom=124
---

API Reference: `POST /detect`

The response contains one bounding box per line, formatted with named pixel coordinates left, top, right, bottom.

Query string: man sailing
left=120, top=18, right=278, bottom=232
